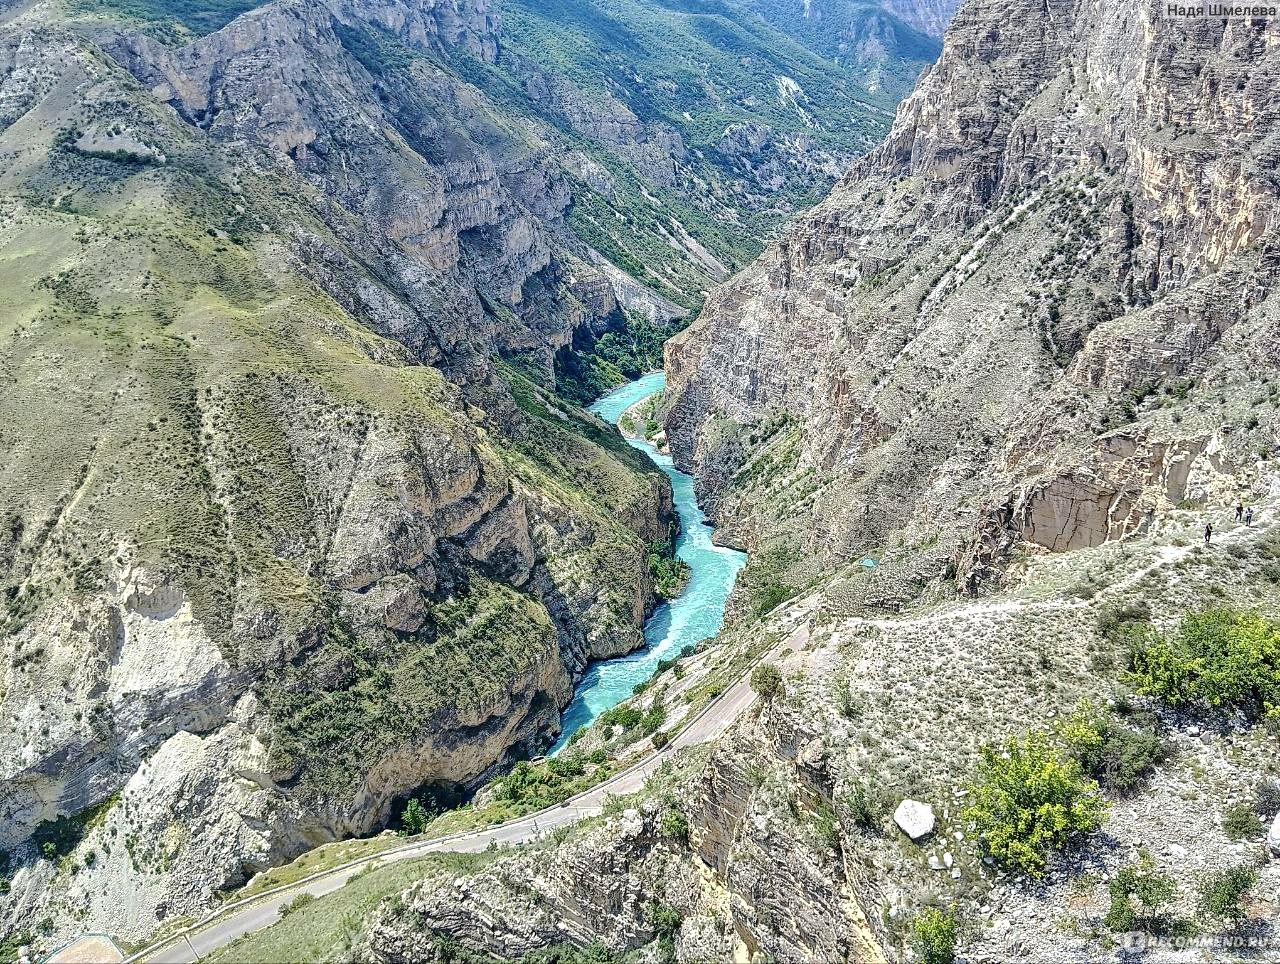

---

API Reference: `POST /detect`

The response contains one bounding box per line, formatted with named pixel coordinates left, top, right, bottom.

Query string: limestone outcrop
left=665, top=0, right=1280, bottom=593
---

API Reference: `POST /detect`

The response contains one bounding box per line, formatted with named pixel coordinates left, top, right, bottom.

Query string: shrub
left=750, top=663, right=784, bottom=701
left=1253, top=777, right=1280, bottom=817
left=910, top=907, right=958, bottom=964
left=1197, top=865, right=1258, bottom=926
left=398, top=798, right=432, bottom=836
left=598, top=705, right=644, bottom=730
left=1130, top=608, right=1280, bottom=720
left=1058, top=703, right=1167, bottom=793
left=658, top=808, right=689, bottom=840
left=280, top=892, right=315, bottom=917
left=1104, top=857, right=1176, bottom=932
left=813, top=806, right=840, bottom=849
left=963, top=733, right=1105, bottom=877
left=755, top=583, right=796, bottom=616
left=1222, top=803, right=1262, bottom=840
left=1097, top=601, right=1153, bottom=644
left=844, top=779, right=885, bottom=832
left=646, top=902, right=682, bottom=939
left=651, top=730, right=670, bottom=749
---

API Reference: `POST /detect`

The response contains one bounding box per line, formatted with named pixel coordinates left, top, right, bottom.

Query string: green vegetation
left=648, top=533, right=691, bottom=600
left=206, top=853, right=493, bottom=964
left=739, top=545, right=801, bottom=618
left=963, top=733, right=1104, bottom=877
left=66, top=0, right=264, bottom=38
left=487, top=753, right=615, bottom=816
left=32, top=794, right=117, bottom=864
left=279, top=892, right=315, bottom=917
left=267, top=576, right=559, bottom=796
left=1104, top=857, right=1178, bottom=933
left=1057, top=703, right=1167, bottom=794
left=0, top=932, right=34, bottom=964
left=597, top=702, right=666, bottom=736
left=658, top=807, right=689, bottom=840
left=1222, top=802, right=1262, bottom=840
left=1197, top=864, right=1258, bottom=926
left=910, top=907, right=959, bottom=964
left=398, top=799, right=433, bottom=837
left=334, top=22, right=417, bottom=76
left=230, top=835, right=402, bottom=900
left=750, top=662, right=784, bottom=700
left=1130, top=608, right=1280, bottom=721
left=554, top=313, right=688, bottom=406
left=844, top=779, right=887, bottom=832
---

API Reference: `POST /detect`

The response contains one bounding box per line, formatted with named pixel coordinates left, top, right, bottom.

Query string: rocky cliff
left=0, top=0, right=678, bottom=949
left=305, top=1, right=1280, bottom=961
left=666, top=0, right=1280, bottom=596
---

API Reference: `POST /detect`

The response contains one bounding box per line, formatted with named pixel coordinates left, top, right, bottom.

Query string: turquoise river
left=551, top=372, right=747, bottom=752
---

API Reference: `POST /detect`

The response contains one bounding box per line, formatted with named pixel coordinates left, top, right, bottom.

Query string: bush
left=1131, top=608, right=1280, bottom=721
left=280, top=892, right=315, bottom=917
left=963, top=733, right=1105, bottom=877
left=1198, top=865, right=1258, bottom=926
left=813, top=806, right=840, bottom=849
left=1104, top=857, right=1176, bottom=932
left=750, top=663, right=784, bottom=701
left=651, top=730, right=670, bottom=749
left=1098, top=601, right=1153, bottom=643
left=658, top=808, right=689, bottom=840
left=1222, top=802, right=1262, bottom=840
left=398, top=798, right=432, bottom=836
left=646, top=902, right=682, bottom=939
left=844, top=779, right=885, bottom=832
left=755, top=583, right=796, bottom=617
left=1058, top=703, right=1167, bottom=793
left=910, top=907, right=958, bottom=964
left=1253, top=778, right=1280, bottom=817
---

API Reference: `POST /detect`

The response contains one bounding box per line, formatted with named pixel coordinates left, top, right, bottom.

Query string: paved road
left=131, top=622, right=810, bottom=964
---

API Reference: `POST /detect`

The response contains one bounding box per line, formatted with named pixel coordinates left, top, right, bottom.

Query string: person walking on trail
left=1246, top=507, right=1255, bottom=526
left=1205, top=523, right=1213, bottom=545
left=1236, top=500, right=1244, bottom=521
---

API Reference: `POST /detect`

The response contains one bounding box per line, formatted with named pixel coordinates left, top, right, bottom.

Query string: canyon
left=5, top=0, right=1280, bottom=960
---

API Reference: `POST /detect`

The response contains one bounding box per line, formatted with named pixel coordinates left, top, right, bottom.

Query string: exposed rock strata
left=666, top=0, right=1280, bottom=593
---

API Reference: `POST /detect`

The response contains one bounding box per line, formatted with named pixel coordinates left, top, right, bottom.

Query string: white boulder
left=894, top=799, right=936, bottom=841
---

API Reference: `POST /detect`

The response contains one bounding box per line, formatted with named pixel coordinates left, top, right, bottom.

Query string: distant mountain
left=734, top=0, right=955, bottom=90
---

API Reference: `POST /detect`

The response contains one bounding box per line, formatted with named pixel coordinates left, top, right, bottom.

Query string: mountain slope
left=666, top=0, right=1280, bottom=597
left=308, top=0, right=1280, bottom=961
left=0, top=1, right=674, bottom=949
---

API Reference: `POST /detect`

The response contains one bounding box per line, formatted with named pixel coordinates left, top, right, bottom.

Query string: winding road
left=124, top=621, right=811, bottom=964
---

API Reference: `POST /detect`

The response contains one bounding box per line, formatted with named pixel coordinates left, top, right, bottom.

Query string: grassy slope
left=0, top=29, right=668, bottom=803
left=205, top=852, right=494, bottom=964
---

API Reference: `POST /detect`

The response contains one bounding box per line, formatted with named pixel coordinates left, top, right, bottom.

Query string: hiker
left=1205, top=523, right=1213, bottom=545
left=1246, top=506, right=1255, bottom=526
left=1236, top=500, right=1244, bottom=521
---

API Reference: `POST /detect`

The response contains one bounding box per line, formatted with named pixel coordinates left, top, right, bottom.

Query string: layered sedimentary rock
left=0, top=0, right=670, bottom=947
left=666, top=0, right=1280, bottom=592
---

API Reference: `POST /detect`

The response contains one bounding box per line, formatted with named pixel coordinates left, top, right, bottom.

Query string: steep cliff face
left=666, top=0, right=1280, bottom=593
left=0, top=0, right=673, bottom=948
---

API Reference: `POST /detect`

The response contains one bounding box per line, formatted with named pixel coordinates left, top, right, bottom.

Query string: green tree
left=750, top=663, right=784, bottom=701
left=963, top=732, right=1105, bottom=877
left=399, top=798, right=432, bottom=836
left=910, top=907, right=958, bottom=964
left=1131, top=608, right=1280, bottom=720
